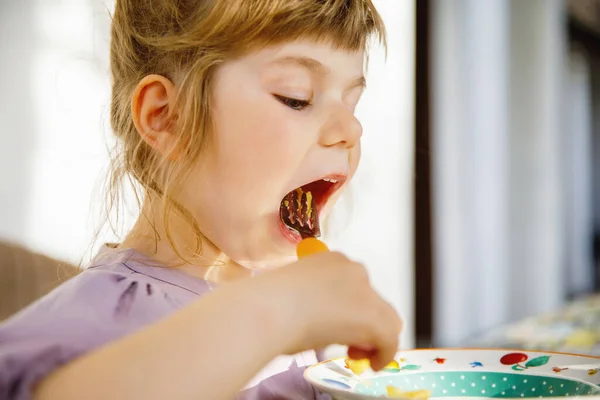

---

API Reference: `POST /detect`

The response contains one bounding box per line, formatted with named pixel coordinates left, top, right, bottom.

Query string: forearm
left=34, top=285, right=287, bottom=400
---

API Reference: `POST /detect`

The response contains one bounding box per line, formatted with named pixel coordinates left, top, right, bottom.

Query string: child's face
left=185, top=40, right=365, bottom=267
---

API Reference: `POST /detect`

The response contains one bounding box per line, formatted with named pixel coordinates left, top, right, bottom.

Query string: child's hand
left=254, top=251, right=402, bottom=371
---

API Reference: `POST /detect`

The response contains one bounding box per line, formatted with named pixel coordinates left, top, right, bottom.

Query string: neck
left=120, top=200, right=254, bottom=284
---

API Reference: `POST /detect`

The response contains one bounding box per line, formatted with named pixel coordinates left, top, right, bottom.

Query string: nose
left=318, top=105, right=362, bottom=149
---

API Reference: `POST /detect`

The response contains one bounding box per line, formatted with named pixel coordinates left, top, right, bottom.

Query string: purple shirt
left=0, top=246, right=329, bottom=400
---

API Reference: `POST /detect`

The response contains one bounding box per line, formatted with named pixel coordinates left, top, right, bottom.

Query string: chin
left=233, top=240, right=298, bottom=270
left=222, top=224, right=297, bottom=270
left=237, top=254, right=298, bottom=270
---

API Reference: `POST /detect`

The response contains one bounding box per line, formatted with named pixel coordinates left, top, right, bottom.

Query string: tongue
left=281, top=188, right=321, bottom=238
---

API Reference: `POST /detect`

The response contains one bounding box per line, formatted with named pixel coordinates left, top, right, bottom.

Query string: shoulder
left=0, top=260, right=188, bottom=399
left=16, top=261, right=190, bottom=329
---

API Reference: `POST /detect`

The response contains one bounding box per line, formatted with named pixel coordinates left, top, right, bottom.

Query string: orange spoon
left=296, top=237, right=329, bottom=258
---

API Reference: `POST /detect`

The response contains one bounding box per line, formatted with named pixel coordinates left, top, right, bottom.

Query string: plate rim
left=304, top=348, right=600, bottom=399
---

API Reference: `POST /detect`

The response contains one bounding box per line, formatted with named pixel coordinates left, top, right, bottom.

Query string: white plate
left=304, top=349, right=600, bottom=399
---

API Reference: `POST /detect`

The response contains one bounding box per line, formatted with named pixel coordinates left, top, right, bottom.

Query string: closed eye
left=274, top=94, right=312, bottom=111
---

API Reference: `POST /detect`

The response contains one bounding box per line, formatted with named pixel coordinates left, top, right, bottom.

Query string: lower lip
left=277, top=216, right=303, bottom=245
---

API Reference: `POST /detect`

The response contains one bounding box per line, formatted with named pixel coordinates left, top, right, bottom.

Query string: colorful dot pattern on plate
left=354, top=372, right=600, bottom=397
left=304, top=349, right=600, bottom=400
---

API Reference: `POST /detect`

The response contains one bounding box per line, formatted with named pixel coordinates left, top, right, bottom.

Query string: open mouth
left=279, top=176, right=345, bottom=240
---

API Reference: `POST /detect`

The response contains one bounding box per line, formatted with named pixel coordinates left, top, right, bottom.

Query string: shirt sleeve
left=0, top=267, right=171, bottom=400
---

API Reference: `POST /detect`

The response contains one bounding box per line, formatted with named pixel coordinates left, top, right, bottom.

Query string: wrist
left=249, top=277, right=301, bottom=355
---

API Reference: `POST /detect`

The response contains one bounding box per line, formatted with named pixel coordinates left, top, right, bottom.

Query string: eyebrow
left=270, top=56, right=367, bottom=90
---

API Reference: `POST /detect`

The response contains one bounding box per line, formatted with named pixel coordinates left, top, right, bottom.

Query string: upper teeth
left=323, top=178, right=338, bottom=183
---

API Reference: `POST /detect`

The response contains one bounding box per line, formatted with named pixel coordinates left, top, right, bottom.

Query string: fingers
left=347, top=345, right=376, bottom=360
left=277, top=249, right=404, bottom=364
left=342, top=262, right=402, bottom=370
left=369, top=336, right=399, bottom=371
left=366, top=302, right=403, bottom=371
left=348, top=316, right=400, bottom=371
left=368, top=321, right=399, bottom=370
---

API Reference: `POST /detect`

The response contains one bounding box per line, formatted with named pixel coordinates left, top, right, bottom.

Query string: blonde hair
left=107, top=0, right=386, bottom=261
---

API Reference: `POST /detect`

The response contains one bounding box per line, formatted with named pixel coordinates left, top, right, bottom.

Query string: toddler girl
left=0, top=1, right=402, bottom=399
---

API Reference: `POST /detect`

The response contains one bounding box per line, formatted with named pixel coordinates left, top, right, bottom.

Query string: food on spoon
left=280, top=188, right=321, bottom=238
left=386, top=386, right=431, bottom=399
left=343, top=358, right=430, bottom=399
left=344, top=358, right=400, bottom=375
left=345, top=358, right=371, bottom=375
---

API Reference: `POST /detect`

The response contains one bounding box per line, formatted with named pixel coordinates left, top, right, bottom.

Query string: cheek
left=349, top=142, right=361, bottom=177
left=215, top=99, right=307, bottom=171
left=207, top=99, right=310, bottom=211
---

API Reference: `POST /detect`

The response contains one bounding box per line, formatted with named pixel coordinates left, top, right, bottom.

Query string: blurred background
left=416, top=0, right=600, bottom=354
left=0, top=0, right=599, bottom=356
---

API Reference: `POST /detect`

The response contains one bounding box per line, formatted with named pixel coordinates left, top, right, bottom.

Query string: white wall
left=328, top=0, right=416, bottom=350
left=564, top=48, right=594, bottom=295
left=431, top=0, right=568, bottom=346
left=508, top=0, right=566, bottom=320
left=431, top=0, right=510, bottom=346
left=0, top=0, right=416, bottom=347
left=0, top=0, right=115, bottom=264
left=594, top=52, right=600, bottom=267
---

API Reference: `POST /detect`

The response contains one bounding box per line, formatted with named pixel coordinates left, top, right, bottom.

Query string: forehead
left=238, top=40, right=366, bottom=79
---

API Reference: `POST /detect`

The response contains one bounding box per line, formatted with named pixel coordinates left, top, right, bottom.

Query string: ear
left=131, top=74, right=180, bottom=160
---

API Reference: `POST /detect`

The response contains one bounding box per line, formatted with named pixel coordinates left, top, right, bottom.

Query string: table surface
left=469, top=294, right=600, bottom=357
